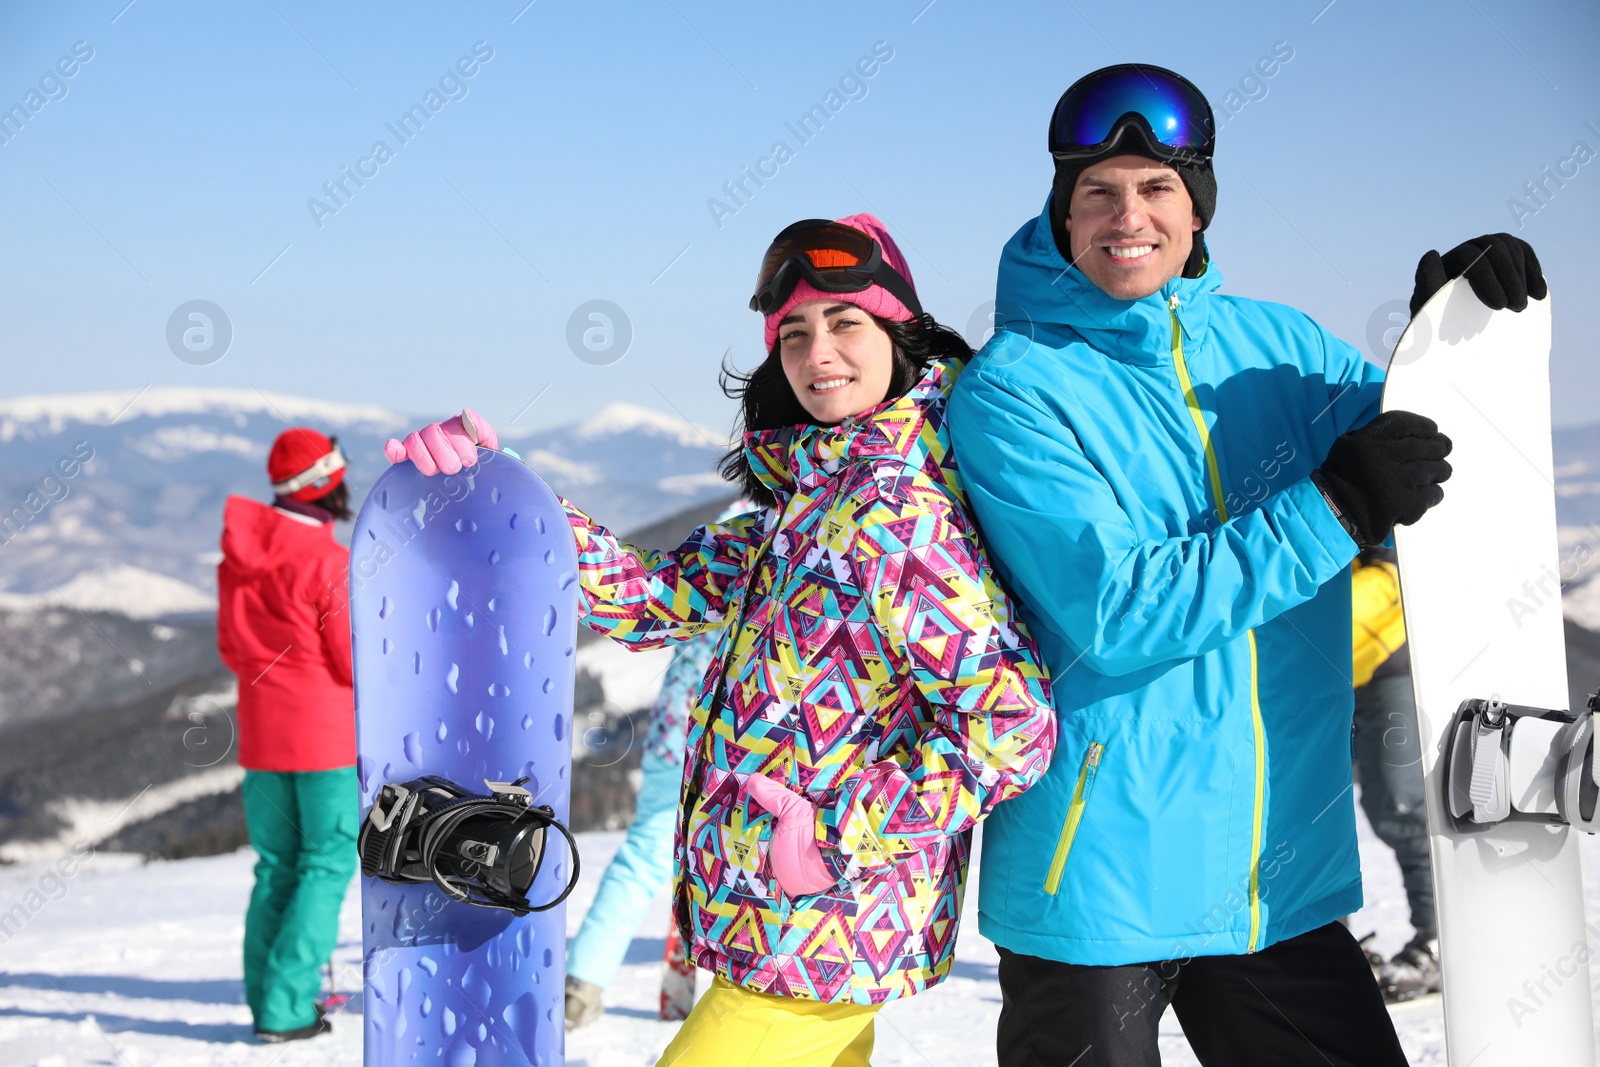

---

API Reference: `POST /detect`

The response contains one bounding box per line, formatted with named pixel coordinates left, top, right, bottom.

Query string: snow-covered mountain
left=0, top=565, right=217, bottom=619
left=1556, top=423, right=1600, bottom=530
left=0, top=388, right=731, bottom=598
left=501, top=402, right=732, bottom=504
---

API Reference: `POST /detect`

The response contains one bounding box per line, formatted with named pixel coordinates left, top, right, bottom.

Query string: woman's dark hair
left=304, top=437, right=354, bottom=521
left=717, top=312, right=973, bottom=508
left=307, top=480, right=353, bottom=522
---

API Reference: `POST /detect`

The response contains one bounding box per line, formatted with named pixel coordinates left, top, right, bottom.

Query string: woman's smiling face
left=776, top=299, right=895, bottom=425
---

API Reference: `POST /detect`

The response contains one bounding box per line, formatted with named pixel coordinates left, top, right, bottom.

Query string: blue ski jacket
left=947, top=199, right=1383, bottom=965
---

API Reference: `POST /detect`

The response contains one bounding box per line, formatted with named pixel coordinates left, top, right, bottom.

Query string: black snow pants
left=995, top=922, right=1409, bottom=1067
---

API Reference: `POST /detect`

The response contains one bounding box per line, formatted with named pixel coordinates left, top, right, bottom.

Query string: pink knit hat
left=762, top=213, right=919, bottom=350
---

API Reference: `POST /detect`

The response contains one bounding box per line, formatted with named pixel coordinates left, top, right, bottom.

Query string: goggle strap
left=866, top=260, right=923, bottom=319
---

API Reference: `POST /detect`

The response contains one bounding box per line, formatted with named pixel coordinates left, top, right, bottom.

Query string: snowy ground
left=1, top=798, right=1596, bottom=1066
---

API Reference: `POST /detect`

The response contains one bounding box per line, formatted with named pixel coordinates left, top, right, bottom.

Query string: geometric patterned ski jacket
left=639, top=499, right=755, bottom=767
left=563, top=355, right=1056, bottom=1004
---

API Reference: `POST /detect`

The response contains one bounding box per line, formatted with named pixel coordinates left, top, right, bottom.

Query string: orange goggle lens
left=802, top=248, right=863, bottom=269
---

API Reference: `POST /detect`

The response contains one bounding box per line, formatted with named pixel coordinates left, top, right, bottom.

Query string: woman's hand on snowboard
left=384, top=409, right=500, bottom=476
left=742, top=773, right=837, bottom=897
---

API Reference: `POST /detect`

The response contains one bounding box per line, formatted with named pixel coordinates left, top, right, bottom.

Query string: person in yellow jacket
left=1352, top=546, right=1439, bottom=1001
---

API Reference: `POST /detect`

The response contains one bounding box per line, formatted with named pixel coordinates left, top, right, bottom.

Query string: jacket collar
left=744, top=356, right=962, bottom=500
left=994, top=193, right=1223, bottom=367
left=272, top=494, right=335, bottom=524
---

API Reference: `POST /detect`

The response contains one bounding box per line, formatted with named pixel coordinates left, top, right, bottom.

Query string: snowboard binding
left=360, top=775, right=581, bottom=915
left=1440, top=694, right=1600, bottom=834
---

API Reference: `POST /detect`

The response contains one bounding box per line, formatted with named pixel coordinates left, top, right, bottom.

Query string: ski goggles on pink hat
left=1049, top=63, right=1215, bottom=165
left=749, top=219, right=922, bottom=319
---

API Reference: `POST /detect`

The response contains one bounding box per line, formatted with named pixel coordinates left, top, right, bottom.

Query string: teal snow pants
left=566, top=746, right=681, bottom=988
left=241, top=767, right=358, bottom=1032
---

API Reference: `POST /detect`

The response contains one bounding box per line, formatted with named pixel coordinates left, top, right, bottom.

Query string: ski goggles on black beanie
left=1050, top=64, right=1215, bottom=166
left=1047, top=64, right=1218, bottom=276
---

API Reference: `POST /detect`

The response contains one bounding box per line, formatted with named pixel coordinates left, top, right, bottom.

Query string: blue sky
left=2, top=0, right=1597, bottom=436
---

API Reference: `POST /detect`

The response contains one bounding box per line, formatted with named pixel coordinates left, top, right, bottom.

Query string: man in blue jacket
left=948, top=64, right=1544, bottom=1066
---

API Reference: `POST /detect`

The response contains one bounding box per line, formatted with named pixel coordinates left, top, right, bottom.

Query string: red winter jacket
left=217, top=496, right=355, bottom=771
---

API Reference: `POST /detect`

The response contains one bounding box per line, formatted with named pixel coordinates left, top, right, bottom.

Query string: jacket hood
left=220, top=495, right=336, bottom=577
left=743, top=355, right=964, bottom=502
left=995, top=194, right=1224, bottom=368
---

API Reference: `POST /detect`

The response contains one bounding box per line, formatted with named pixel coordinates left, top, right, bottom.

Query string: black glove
left=1312, top=411, right=1453, bottom=548
left=1409, top=233, right=1547, bottom=317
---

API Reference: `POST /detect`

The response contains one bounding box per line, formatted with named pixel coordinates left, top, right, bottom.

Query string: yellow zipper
left=1043, top=742, right=1104, bottom=895
left=1244, top=632, right=1265, bottom=951
left=1169, top=296, right=1267, bottom=953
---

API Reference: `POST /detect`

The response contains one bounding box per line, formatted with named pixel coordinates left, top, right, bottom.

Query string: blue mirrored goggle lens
left=1051, top=66, right=1213, bottom=154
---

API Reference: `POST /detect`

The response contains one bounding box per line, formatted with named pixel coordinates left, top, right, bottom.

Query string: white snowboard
left=1384, top=278, right=1594, bottom=1064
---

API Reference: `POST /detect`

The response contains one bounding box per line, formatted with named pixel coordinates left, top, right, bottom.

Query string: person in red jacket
left=217, top=428, right=357, bottom=1043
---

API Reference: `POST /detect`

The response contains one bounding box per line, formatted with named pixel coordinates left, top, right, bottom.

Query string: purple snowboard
left=350, top=447, right=577, bottom=1067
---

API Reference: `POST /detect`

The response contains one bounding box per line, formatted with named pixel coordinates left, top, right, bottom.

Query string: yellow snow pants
left=657, top=976, right=878, bottom=1066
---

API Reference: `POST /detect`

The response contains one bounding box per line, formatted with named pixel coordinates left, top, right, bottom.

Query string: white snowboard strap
left=1555, top=709, right=1600, bottom=833
left=1445, top=695, right=1600, bottom=834
left=1466, top=700, right=1511, bottom=822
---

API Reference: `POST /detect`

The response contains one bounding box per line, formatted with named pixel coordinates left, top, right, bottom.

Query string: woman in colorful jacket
left=386, top=213, right=1055, bottom=1066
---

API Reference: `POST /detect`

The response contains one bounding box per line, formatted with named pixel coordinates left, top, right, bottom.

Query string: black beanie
left=1049, top=127, right=1217, bottom=279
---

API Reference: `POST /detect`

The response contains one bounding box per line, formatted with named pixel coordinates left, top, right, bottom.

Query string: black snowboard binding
left=359, top=775, right=581, bottom=915
left=1440, top=692, right=1600, bottom=835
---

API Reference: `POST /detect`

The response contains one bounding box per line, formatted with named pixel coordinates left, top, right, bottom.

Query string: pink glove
left=743, top=773, right=836, bottom=897
left=383, top=408, right=499, bottom=476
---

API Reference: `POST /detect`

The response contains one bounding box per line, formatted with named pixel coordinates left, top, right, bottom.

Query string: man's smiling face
left=1063, top=154, right=1202, bottom=301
